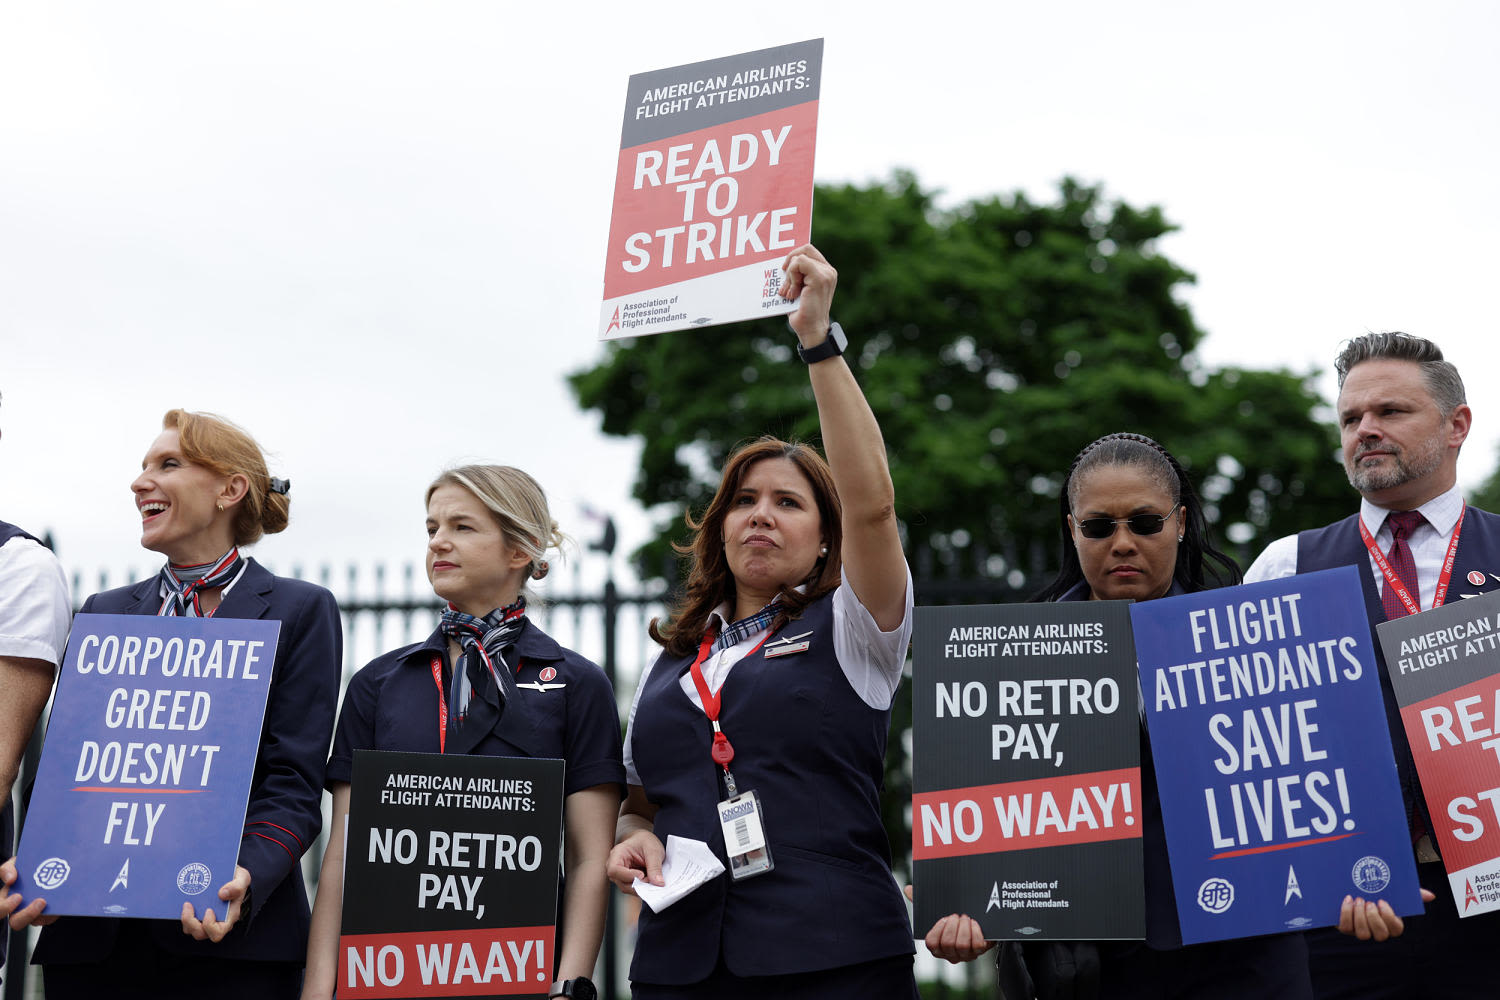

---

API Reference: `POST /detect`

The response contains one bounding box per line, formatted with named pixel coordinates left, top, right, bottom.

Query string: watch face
left=567, top=980, right=598, bottom=1000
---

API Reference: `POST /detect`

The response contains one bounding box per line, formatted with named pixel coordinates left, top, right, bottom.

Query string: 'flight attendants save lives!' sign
left=16, top=613, right=278, bottom=918
left=599, top=39, right=821, bottom=339
left=1132, top=568, right=1421, bottom=944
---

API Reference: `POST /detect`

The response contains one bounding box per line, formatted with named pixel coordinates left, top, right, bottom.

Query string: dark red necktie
left=1380, top=510, right=1426, bottom=620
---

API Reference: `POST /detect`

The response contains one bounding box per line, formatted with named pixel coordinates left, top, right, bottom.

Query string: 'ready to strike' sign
left=339, top=750, right=565, bottom=999
left=1131, top=567, right=1421, bottom=944
left=599, top=39, right=821, bottom=339
left=911, top=601, right=1145, bottom=940
left=1378, top=586, right=1500, bottom=917
left=15, top=613, right=278, bottom=918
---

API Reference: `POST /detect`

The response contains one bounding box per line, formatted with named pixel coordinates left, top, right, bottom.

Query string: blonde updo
left=426, top=465, right=566, bottom=588
left=163, top=409, right=288, bottom=546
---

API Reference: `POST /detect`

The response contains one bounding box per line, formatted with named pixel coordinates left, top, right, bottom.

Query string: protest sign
left=1131, top=567, right=1421, bottom=944
left=338, top=750, right=565, bottom=999
left=912, top=602, right=1145, bottom=940
left=1378, top=586, right=1500, bottom=916
left=599, top=39, right=822, bottom=339
left=15, top=613, right=278, bottom=918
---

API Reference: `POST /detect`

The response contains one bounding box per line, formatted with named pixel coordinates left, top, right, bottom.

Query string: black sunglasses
left=1073, top=503, right=1181, bottom=540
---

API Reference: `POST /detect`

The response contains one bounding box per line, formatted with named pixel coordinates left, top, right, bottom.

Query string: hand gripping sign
left=1131, top=568, right=1421, bottom=944
left=599, top=39, right=822, bottom=339
left=16, top=613, right=278, bottom=918
left=1378, top=586, right=1500, bottom=917
left=912, top=601, right=1146, bottom=940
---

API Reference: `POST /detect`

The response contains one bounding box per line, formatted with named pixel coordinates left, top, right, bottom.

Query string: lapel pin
left=1467, top=571, right=1486, bottom=586
left=764, top=630, right=813, bottom=658
left=518, top=665, right=566, bottom=692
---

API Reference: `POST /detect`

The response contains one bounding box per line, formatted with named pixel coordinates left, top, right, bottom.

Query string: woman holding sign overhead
left=922, top=432, right=1314, bottom=999
left=300, top=465, right=624, bottom=1000
left=605, top=245, right=919, bottom=999
left=2, top=408, right=342, bottom=1000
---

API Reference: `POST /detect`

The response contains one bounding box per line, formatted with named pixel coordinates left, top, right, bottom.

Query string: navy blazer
left=31, top=559, right=342, bottom=966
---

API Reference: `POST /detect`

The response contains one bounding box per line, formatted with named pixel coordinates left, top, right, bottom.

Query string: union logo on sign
left=1197, top=877, right=1235, bottom=914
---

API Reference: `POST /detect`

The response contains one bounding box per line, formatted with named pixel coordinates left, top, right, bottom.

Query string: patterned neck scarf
left=712, top=600, right=784, bottom=654
left=157, top=548, right=244, bottom=617
left=438, top=597, right=527, bottom=728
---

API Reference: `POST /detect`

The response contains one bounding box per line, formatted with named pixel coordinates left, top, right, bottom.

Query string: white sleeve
left=831, top=564, right=914, bottom=711
left=1242, top=534, right=1299, bottom=584
left=0, top=538, right=71, bottom=663
left=621, top=649, right=662, bottom=787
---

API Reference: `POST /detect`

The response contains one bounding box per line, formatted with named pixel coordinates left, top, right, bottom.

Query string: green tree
left=1470, top=446, right=1500, bottom=513
left=571, top=173, right=1355, bottom=880
left=571, top=173, right=1350, bottom=583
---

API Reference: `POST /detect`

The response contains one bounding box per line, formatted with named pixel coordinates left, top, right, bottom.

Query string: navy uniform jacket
left=628, top=591, right=915, bottom=985
left=32, top=559, right=342, bottom=965
left=325, top=616, right=625, bottom=795
left=1297, top=509, right=1500, bottom=885
left=325, top=617, right=625, bottom=957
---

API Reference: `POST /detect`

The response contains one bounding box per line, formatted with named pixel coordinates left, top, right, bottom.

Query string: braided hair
left=1030, top=432, right=1241, bottom=603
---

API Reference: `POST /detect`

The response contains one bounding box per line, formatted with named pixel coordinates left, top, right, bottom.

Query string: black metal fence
left=3, top=538, right=1034, bottom=999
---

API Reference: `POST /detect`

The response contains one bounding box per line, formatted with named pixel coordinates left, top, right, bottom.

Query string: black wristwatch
left=796, top=321, right=847, bottom=364
left=552, top=978, right=597, bottom=1000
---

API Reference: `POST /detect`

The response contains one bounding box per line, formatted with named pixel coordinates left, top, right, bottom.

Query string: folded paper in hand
left=632, top=835, right=726, bottom=913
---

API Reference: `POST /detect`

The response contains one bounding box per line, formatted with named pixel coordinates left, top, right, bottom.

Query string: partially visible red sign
left=913, top=767, right=1142, bottom=860
left=341, top=926, right=552, bottom=998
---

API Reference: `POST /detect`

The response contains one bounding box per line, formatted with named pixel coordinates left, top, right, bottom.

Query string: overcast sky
left=3, top=1, right=1497, bottom=599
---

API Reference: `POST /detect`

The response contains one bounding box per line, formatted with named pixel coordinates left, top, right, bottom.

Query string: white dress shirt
left=1243, top=483, right=1468, bottom=611
left=0, top=534, right=71, bottom=663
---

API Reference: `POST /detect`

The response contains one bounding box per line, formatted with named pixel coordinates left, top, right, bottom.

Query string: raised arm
left=782, top=244, right=906, bottom=631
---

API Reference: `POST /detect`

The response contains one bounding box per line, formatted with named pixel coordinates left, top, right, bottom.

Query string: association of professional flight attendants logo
left=1197, top=877, right=1235, bottom=914
left=1351, top=856, right=1392, bottom=894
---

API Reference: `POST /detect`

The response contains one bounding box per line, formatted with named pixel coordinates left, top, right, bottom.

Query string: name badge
left=763, top=631, right=813, bottom=659
left=718, top=789, right=773, bottom=880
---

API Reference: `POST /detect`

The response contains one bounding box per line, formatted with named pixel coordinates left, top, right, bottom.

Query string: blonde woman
left=302, top=466, right=623, bottom=1000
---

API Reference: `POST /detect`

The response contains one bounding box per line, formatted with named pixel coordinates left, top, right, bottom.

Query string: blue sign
left=1130, top=567, right=1421, bottom=944
left=16, top=613, right=279, bottom=919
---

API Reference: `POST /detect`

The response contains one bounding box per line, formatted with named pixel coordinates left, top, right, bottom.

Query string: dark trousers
left=1096, top=932, right=1311, bottom=1000
left=40, top=918, right=301, bottom=1000
left=1308, top=860, right=1500, bottom=1000
left=631, top=952, right=919, bottom=1000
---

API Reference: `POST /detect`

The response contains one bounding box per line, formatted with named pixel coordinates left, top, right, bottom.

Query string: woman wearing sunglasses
left=922, top=432, right=1312, bottom=999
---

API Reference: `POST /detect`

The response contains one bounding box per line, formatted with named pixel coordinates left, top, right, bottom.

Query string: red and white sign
left=1379, top=591, right=1500, bottom=917
left=600, top=40, right=822, bottom=339
left=913, top=767, right=1141, bottom=860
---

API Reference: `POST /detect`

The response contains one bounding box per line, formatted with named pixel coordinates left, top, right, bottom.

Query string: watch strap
left=796, top=321, right=847, bottom=364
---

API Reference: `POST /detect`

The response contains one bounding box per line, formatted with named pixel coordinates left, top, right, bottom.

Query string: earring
left=819, top=545, right=828, bottom=557
left=1177, top=534, right=1184, bottom=542
left=217, top=501, right=225, bottom=512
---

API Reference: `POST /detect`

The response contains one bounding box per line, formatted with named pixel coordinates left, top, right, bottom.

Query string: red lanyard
left=427, top=648, right=520, bottom=755
left=429, top=657, right=449, bottom=753
left=687, top=629, right=773, bottom=775
left=1357, top=502, right=1466, bottom=615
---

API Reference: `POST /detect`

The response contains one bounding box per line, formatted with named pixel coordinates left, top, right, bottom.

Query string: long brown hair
left=650, top=437, right=843, bottom=657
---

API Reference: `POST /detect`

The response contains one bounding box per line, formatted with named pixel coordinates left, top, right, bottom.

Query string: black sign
left=339, top=751, right=565, bottom=999
left=912, top=602, right=1145, bottom=940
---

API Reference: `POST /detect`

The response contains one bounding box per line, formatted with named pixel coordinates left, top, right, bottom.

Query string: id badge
left=718, top=789, right=773, bottom=881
